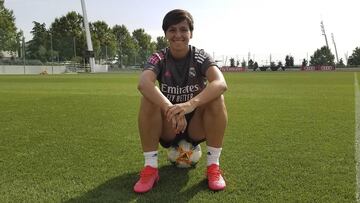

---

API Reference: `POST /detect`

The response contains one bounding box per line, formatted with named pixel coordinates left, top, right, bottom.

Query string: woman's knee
left=205, top=95, right=227, bottom=115
left=139, top=96, right=161, bottom=115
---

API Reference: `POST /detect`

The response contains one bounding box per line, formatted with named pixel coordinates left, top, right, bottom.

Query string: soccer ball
left=167, top=139, right=202, bottom=168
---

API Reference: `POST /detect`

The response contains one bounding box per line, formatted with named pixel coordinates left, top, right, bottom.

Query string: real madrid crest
left=189, top=67, right=196, bottom=78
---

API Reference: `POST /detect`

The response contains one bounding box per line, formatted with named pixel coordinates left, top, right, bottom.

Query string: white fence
left=0, top=65, right=67, bottom=74
left=93, top=65, right=108, bottom=73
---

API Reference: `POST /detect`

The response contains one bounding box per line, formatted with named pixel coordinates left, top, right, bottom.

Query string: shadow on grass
left=65, top=165, right=208, bottom=202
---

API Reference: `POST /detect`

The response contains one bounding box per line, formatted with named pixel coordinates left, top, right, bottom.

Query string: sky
left=4, top=0, right=360, bottom=65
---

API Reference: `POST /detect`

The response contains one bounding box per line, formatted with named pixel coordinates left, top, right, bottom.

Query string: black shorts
left=159, top=110, right=205, bottom=148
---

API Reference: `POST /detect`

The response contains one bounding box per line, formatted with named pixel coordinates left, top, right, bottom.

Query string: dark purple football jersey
left=144, top=45, right=218, bottom=104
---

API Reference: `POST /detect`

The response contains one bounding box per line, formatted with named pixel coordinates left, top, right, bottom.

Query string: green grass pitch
left=0, top=72, right=356, bottom=202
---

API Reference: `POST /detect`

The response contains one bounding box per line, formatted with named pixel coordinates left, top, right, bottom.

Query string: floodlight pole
left=80, top=0, right=95, bottom=72
left=320, top=21, right=329, bottom=48
left=331, top=33, right=339, bottom=63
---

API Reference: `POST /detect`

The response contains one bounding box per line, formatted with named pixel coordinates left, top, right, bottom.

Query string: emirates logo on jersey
left=189, top=67, right=196, bottom=78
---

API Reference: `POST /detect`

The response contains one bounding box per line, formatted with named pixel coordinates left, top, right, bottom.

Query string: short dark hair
left=162, top=9, right=194, bottom=33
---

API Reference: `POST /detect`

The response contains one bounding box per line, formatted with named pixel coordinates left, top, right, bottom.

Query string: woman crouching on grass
left=134, top=9, right=228, bottom=193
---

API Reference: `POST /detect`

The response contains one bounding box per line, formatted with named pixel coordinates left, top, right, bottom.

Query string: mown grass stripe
left=354, top=72, right=360, bottom=202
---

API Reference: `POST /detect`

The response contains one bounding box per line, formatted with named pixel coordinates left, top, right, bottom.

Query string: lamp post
left=73, top=36, right=76, bottom=59
left=22, top=36, right=25, bottom=74
left=50, top=32, right=54, bottom=74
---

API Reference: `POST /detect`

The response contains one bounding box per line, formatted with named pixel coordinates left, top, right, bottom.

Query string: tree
left=253, top=61, right=259, bottom=71
left=112, top=24, right=137, bottom=66
left=156, top=36, right=168, bottom=51
left=285, top=55, right=294, bottom=67
left=285, top=55, right=289, bottom=66
left=0, top=0, right=21, bottom=53
left=347, top=47, right=360, bottom=66
left=229, top=58, right=235, bottom=67
left=277, top=61, right=284, bottom=71
left=27, top=21, right=49, bottom=62
left=248, top=59, right=254, bottom=69
left=132, top=29, right=154, bottom=65
left=241, top=59, right=246, bottom=67
left=302, top=58, right=308, bottom=67
left=309, top=46, right=335, bottom=66
left=91, top=21, right=117, bottom=64
left=336, top=58, right=345, bottom=68
left=50, top=11, right=85, bottom=61
left=270, top=61, right=278, bottom=71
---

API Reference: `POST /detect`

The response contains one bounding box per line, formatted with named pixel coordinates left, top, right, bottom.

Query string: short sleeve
left=195, top=49, right=218, bottom=76
left=143, top=51, right=165, bottom=76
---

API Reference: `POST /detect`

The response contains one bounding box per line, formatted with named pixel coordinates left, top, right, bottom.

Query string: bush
left=270, top=66, right=279, bottom=71
left=26, top=60, right=43, bottom=65
left=260, top=66, right=268, bottom=71
left=0, top=58, right=20, bottom=65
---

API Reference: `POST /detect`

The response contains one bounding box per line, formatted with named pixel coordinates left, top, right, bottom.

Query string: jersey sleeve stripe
left=148, top=52, right=165, bottom=65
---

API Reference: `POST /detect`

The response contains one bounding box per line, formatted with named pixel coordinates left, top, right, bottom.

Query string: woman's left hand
left=171, top=115, right=187, bottom=134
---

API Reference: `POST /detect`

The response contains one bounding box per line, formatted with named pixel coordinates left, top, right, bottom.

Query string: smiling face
left=165, top=20, right=192, bottom=57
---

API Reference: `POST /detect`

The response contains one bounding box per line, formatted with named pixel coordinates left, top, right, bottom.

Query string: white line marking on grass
left=355, top=72, right=360, bottom=202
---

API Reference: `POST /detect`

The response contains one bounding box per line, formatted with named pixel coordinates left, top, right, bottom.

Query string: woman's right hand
left=171, top=114, right=187, bottom=134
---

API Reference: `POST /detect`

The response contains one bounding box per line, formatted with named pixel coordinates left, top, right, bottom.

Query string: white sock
left=144, top=151, right=158, bottom=168
left=207, top=146, right=222, bottom=166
